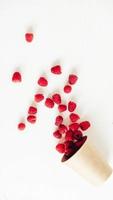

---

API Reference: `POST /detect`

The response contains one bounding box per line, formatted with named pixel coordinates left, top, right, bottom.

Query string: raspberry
left=53, top=130, right=62, bottom=139
left=68, top=101, right=76, bottom=112
left=12, top=72, right=22, bottom=82
left=18, top=122, right=26, bottom=130
left=56, top=143, right=65, bottom=153
left=65, top=130, right=74, bottom=141
left=34, top=93, right=44, bottom=103
left=75, top=136, right=87, bottom=148
left=37, top=77, right=48, bottom=87
left=52, top=93, right=61, bottom=104
left=79, top=121, right=91, bottom=131
left=27, top=115, right=36, bottom=124
left=51, top=65, right=62, bottom=74
left=68, top=74, right=78, bottom=85
left=69, top=123, right=79, bottom=131
left=64, top=85, right=72, bottom=93
left=45, top=98, right=54, bottom=108
left=73, top=130, right=83, bottom=140
left=59, top=124, right=67, bottom=134
left=55, top=115, right=63, bottom=126
left=58, top=104, right=67, bottom=112
left=25, top=33, right=33, bottom=42
left=28, top=106, right=37, bottom=114
left=69, top=113, right=80, bottom=122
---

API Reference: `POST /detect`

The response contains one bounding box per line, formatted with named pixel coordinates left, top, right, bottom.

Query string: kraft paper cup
left=61, top=138, right=112, bottom=186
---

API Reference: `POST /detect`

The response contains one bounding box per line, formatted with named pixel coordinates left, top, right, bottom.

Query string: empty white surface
left=0, top=0, right=113, bottom=199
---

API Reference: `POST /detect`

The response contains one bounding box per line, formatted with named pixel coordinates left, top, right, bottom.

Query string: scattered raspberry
left=79, top=121, right=91, bottom=131
left=18, top=122, right=26, bottom=130
left=55, top=115, right=63, bottom=126
left=69, top=113, right=80, bottom=122
left=65, top=130, right=74, bottom=141
left=64, top=85, right=72, bottom=93
left=28, top=106, right=37, bottom=115
left=25, top=33, right=33, bottom=42
left=12, top=72, right=22, bottom=82
left=52, top=93, right=61, bottom=104
left=73, top=130, right=83, bottom=140
left=59, top=124, right=67, bottom=134
left=37, top=77, right=48, bottom=87
left=34, top=93, right=44, bottom=103
left=45, top=98, right=54, bottom=108
left=56, top=143, right=65, bottom=153
left=27, top=115, right=36, bottom=124
left=58, top=104, right=67, bottom=112
left=69, top=123, right=79, bottom=131
left=68, top=101, right=76, bottom=112
left=75, top=136, right=87, bottom=148
left=68, top=74, right=78, bottom=85
left=53, top=130, right=62, bottom=139
left=51, top=65, right=62, bottom=74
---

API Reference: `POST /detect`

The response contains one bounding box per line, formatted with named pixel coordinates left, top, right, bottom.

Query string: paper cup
left=61, top=139, right=112, bottom=185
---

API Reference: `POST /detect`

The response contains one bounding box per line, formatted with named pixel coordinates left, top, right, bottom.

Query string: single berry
left=65, top=130, right=74, bottom=141
left=28, top=106, right=37, bottom=114
left=27, top=115, right=36, bottom=124
left=64, top=85, right=72, bottom=93
left=68, top=101, right=76, bottom=112
left=68, top=74, right=78, bottom=85
left=58, top=104, right=67, bottom=112
left=12, top=72, right=22, bottom=82
left=45, top=98, right=54, bottom=108
left=73, top=130, right=83, bottom=140
left=53, top=130, right=62, bottom=139
left=69, top=123, right=79, bottom=131
left=25, top=33, right=33, bottom=42
left=52, top=93, right=61, bottom=104
left=59, top=124, right=67, bottom=134
left=51, top=65, right=62, bottom=74
left=79, top=121, right=91, bottom=131
left=55, top=115, right=63, bottom=126
left=69, top=113, right=80, bottom=122
left=18, top=122, right=26, bottom=130
left=34, top=93, right=44, bottom=103
left=56, top=143, right=65, bottom=153
left=37, top=77, right=48, bottom=87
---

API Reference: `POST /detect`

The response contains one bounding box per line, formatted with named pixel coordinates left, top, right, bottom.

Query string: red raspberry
left=65, top=130, right=74, bottom=141
left=55, top=115, right=63, bottom=126
left=69, top=113, right=80, bottom=122
left=27, top=115, right=36, bottom=124
left=56, top=143, right=65, bottom=153
left=59, top=124, right=67, bottom=134
left=75, top=136, right=87, bottom=148
left=68, top=74, right=78, bottom=85
left=69, top=123, right=79, bottom=131
left=68, top=101, right=76, bottom=112
left=37, top=77, right=48, bottom=87
left=25, top=33, right=33, bottom=42
left=28, top=106, right=37, bottom=114
left=73, top=130, right=83, bottom=140
left=51, top=65, right=62, bottom=74
left=58, top=104, right=67, bottom=112
left=12, top=72, right=22, bottom=82
left=79, top=121, right=91, bottom=131
left=64, top=85, right=72, bottom=93
left=52, top=93, right=61, bottom=104
left=53, top=130, right=62, bottom=139
left=34, top=93, right=44, bottom=102
left=45, top=98, right=54, bottom=108
left=18, top=122, right=26, bottom=130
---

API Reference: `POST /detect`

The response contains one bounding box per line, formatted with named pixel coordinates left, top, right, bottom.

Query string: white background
left=0, top=0, right=113, bottom=199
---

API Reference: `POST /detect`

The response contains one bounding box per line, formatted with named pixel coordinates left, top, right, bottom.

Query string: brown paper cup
left=62, top=139, right=112, bottom=185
